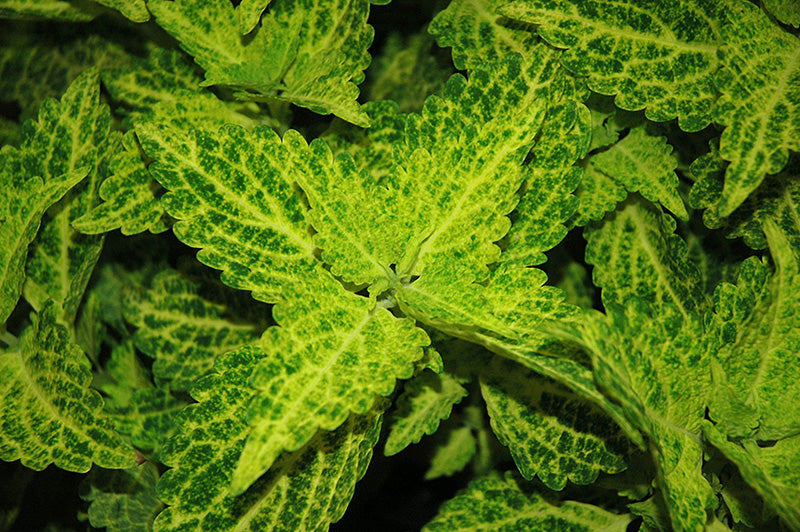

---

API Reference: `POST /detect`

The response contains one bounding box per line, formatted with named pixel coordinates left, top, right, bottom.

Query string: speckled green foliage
left=0, top=0, right=97, bottom=21
left=93, top=0, right=148, bottom=22
left=585, top=198, right=706, bottom=313
left=154, top=349, right=382, bottom=532
left=713, top=0, right=800, bottom=216
left=366, top=32, right=451, bottom=112
left=425, top=423, right=477, bottom=480
left=480, top=357, right=628, bottom=490
left=0, top=68, right=108, bottom=322
left=109, top=388, right=186, bottom=460
left=148, top=0, right=374, bottom=126
left=384, top=370, right=468, bottom=456
left=704, top=424, right=800, bottom=531
left=0, top=305, right=135, bottom=472
left=764, top=0, right=800, bottom=26
left=235, top=0, right=272, bottom=34
left=233, top=291, right=426, bottom=494
left=501, top=0, right=723, bottom=132
left=423, top=473, right=633, bottom=531
left=73, top=131, right=170, bottom=236
left=587, top=125, right=686, bottom=220
left=123, top=269, right=262, bottom=392
left=709, top=224, right=800, bottom=441
left=18, top=68, right=112, bottom=322
left=82, top=463, right=163, bottom=532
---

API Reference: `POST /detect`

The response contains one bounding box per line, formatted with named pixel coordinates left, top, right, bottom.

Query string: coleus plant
left=0, top=0, right=799, bottom=530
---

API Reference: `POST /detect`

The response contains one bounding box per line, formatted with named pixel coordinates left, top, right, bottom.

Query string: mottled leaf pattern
left=82, top=463, right=163, bottom=532
left=124, top=268, right=262, bottom=392
left=93, top=0, right=148, bottom=22
left=713, top=0, right=800, bottom=216
left=709, top=223, right=800, bottom=440
left=423, top=473, right=632, bottom=531
left=234, top=291, right=427, bottom=493
left=154, top=349, right=381, bottom=532
left=235, top=0, right=272, bottom=34
left=501, top=0, right=723, bottom=131
left=384, top=370, right=468, bottom=456
left=0, top=0, right=97, bottom=20
left=764, top=0, right=800, bottom=27
left=480, top=357, right=628, bottom=490
left=0, top=305, right=135, bottom=472
left=73, top=131, right=170, bottom=236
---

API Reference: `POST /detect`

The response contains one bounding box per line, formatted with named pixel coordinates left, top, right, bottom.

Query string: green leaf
left=20, top=68, right=113, bottom=322
left=572, top=163, right=627, bottom=227
left=147, top=0, right=373, bottom=126
left=93, top=0, right=148, bottom=22
left=124, top=268, right=263, bottom=392
left=425, top=424, right=476, bottom=480
left=0, top=0, right=98, bottom=21
left=480, top=356, right=628, bottom=490
left=384, top=370, right=468, bottom=456
left=154, top=349, right=382, bottom=532
left=713, top=0, right=800, bottom=216
left=235, top=0, right=272, bottom=34
left=234, top=290, right=427, bottom=494
left=582, top=303, right=716, bottom=532
left=709, top=223, right=800, bottom=440
left=422, top=473, right=632, bottom=531
left=366, top=31, right=451, bottom=112
left=72, top=131, right=170, bottom=236
left=110, top=388, right=186, bottom=459
left=101, top=46, right=201, bottom=110
left=588, top=125, right=687, bottom=220
left=0, top=34, right=123, bottom=120
left=0, top=304, right=135, bottom=472
left=704, top=423, right=800, bottom=531
left=500, top=0, right=724, bottom=132
left=0, top=159, right=86, bottom=323
left=135, top=122, right=321, bottom=305
left=82, top=463, right=164, bottom=532
left=429, top=0, right=539, bottom=71
left=764, top=0, right=800, bottom=27
left=585, top=197, right=706, bottom=315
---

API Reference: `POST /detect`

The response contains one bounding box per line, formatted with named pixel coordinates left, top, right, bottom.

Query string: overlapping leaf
left=148, top=0, right=374, bottom=125
left=709, top=223, right=800, bottom=440
left=585, top=197, right=706, bottom=314
left=18, top=68, right=112, bottom=321
left=123, top=268, right=263, bottom=392
left=135, top=122, right=322, bottom=304
left=82, top=463, right=164, bottom=532
left=764, top=0, right=800, bottom=27
left=500, top=0, right=724, bottom=132
left=0, top=0, right=97, bottom=21
left=73, top=131, right=170, bottom=236
left=384, top=370, right=468, bottom=456
left=233, top=290, right=427, bottom=494
left=423, top=473, right=632, bottom=531
left=235, top=0, right=272, bottom=34
left=0, top=305, right=135, bottom=472
left=154, top=349, right=381, bottom=532
left=713, top=0, right=800, bottom=216
left=93, top=0, right=148, bottom=22
left=480, top=356, right=628, bottom=490
left=704, top=424, right=800, bottom=531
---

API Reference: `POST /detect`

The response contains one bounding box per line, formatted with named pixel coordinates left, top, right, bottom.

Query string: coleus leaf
left=147, top=0, right=373, bottom=126
left=425, top=424, right=476, bottom=480
left=703, top=423, right=800, bottom=531
left=713, top=0, right=800, bottom=216
left=123, top=268, right=262, bottom=392
left=20, top=68, right=113, bottom=322
left=235, top=0, right=272, bottom=34
left=93, top=0, right=148, bottom=22
left=709, top=222, right=800, bottom=440
left=233, top=290, right=426, bottom=494
left=764, top=0, right=800, bottom=27
left=82, top=463, right=164, bottom=532
left=480, top=356, right=629, bottom=490
left=72, top=131, right=171, bottom=236
left=0, top=304, right=135, bottom=472
left=422, top=473, right=633, bottom=531
left=384, top=370, right=468, bottom=456
left=154, top=348, right=382, bottom=532
left=0, top=0, right=98, bottom=21
left=500, top=0, right=724, bottom=132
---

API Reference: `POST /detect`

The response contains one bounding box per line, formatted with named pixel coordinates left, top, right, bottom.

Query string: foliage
left=1, top=0, right=798, bottom=531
